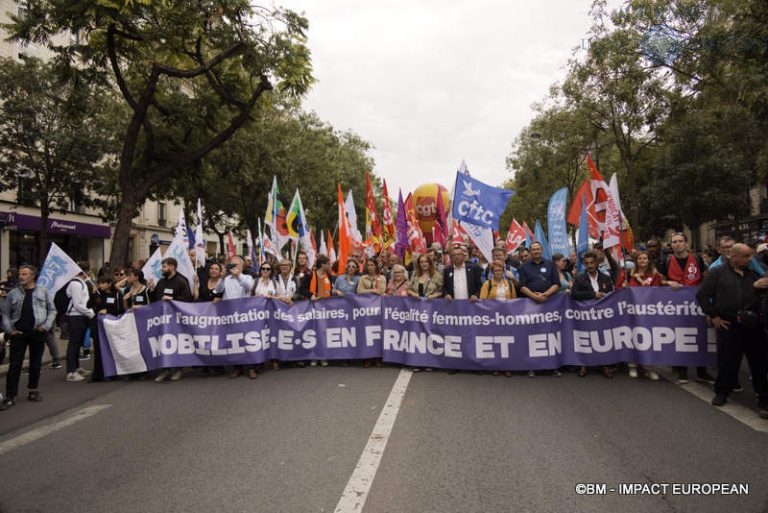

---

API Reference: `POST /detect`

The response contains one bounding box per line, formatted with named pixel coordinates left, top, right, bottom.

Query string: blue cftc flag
left=451, top=172, right=514, bottom=231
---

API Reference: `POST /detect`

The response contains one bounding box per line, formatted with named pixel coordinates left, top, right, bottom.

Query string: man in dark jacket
left=151, top=257, right=193, bottom=303
left=571, top=251, right=614, bottom=301
left=150, top=257, right=192, bottom=383
left=571, top=251, right=616, bottom=378
left=442, top=245, right=483, bottom=301
left=696, top=243, right=768, bottom=415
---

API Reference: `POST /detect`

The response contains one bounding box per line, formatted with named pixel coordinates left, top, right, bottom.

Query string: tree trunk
left=38, top=201, right=49, bottom=266
left=109, top=189, right=138, bottom=267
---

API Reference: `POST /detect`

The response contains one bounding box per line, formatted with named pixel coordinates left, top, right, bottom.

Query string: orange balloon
left=412, top=183, right=450, bottom=243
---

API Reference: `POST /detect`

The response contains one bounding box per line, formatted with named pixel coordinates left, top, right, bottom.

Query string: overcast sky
left=277, top=1, right=612, bottom=196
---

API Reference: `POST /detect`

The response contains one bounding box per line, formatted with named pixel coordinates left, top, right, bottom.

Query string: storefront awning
left=2, top=211, right=111, bottom=238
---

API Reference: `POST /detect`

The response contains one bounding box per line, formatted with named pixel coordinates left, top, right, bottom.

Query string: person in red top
left=661, top=232, right=714, bottom=384
left=625, top=251, right=662, bottom=380
left=662, top=232, right=704, bottom=289
left=628, top=251, right=663, bottom=287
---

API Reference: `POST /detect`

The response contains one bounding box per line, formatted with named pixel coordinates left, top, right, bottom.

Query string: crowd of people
left=2, top=231, right=768, bottom=419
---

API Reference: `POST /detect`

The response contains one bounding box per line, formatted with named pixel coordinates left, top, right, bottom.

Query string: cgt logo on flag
left=452, top=173, right=513, bottom=231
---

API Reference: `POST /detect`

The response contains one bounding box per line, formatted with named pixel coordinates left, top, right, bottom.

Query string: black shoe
left=696, top=372, right=716, bottom=384
left=447, top=369, right=457, bottom=375
left=0, top=398, right=15, bottom=410
left=49, top=361, right=62, bottom=369
left=27, top=390, right=42, bottom=402
left=733, top=382, right=744, bottom=392
left=711, top=394, right=727, bottom=407
left=677, top=371, right=689, bottom=384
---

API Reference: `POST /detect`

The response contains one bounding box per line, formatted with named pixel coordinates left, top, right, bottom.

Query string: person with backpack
left=63, top=262, right=95, bottom=382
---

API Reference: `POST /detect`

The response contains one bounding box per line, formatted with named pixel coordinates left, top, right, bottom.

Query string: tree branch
left=155, top=43, right=246, bottom=79
left=107, top=23, right=138, bottom=111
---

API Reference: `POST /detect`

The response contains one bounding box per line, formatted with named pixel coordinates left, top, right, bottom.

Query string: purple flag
left=394, top=189, right=409, bottom=259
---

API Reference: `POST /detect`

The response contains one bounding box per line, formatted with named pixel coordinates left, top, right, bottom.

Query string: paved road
left=1, top=364, right=767, bottom=513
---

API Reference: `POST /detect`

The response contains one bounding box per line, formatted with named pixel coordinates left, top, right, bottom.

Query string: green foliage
left=0, top=56, right=116, bottom=256
left=4, top=0, right=315, bottom=265
left=506, top=0, right=768, bottom=245
left=178, top=104, right=375, bottom=239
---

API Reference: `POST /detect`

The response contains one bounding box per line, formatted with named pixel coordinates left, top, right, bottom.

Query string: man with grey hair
left=214, top=255, right=257, bottom=379
left=697, top=243, right=768, bottom=416
left=1, top=265, right=56, bottom=410
left=707, top=235, right=735, bottom=271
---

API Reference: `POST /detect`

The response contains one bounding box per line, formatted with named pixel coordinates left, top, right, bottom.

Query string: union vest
left=666, top=253, right=701, bottom=286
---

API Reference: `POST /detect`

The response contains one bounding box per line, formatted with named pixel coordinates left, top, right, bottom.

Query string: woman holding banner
left=625, top=251, right=661, bottom=380
left=385, top=265, right=409, bottom=297
left=120, top=267, right=151, bottom=380
left=406, top=254, right=443, bottom=300
left=194, top=263, right=225, bottom=377
left=332, top=259, right=360, bottom=297
left=358, top=258, right=386, bottom=368
left=480, top=262, right=517, bottom=301
left=253, top=263, right=277, bottom=297
left=90, top=276, right=124, bottom=382
left=357, top=259, right=386, bottom=296
left=553, top=254, right=573, bottom=294
left=480, top=261, right=517, bottom=377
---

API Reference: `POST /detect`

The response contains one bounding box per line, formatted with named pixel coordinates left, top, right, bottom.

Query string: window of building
left=157, top=202, right=167, bottom=227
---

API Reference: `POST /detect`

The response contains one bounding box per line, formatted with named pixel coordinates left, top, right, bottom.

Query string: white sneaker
left=66, top=372, right=85, bottom=382
left=155, top=370, right=171, bottom=383
left=645, top=370, right=660, bottom=381
left=320, top=360, right=329, bottom=367
left=629, top=368, right=638, bottom=378
left=310, top=360, right=318, bottom=367
left=170, top=369, right=183, bottom=381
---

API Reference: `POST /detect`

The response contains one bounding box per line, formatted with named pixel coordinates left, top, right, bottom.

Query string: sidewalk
left=0, top=330, right=72, bottom=378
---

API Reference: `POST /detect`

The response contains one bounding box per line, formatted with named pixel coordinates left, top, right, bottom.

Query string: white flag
left=175, top=207, right=188, bottom=245
left=37, top=242, right=84, bottom=298
left=319, top=231, right=327, bottom=256
left=344, top=190, right=363, bottom=243
left=142, top=247, right=164, bottom=285
left=246, top=229, right=255, bottom=263
left=165, top=233, right=196, bottom=293
left=194, top=199, right=206, bottom=264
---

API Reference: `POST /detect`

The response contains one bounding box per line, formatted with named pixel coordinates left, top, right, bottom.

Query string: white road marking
left=334, top=369, right=413, bottom=513
left=0, top=404, right=112, bottom=456
left=662, top=371, right=768, bottom=433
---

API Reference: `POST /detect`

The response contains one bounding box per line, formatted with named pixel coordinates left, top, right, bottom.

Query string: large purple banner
left=98, top=288, right=715, bottom=377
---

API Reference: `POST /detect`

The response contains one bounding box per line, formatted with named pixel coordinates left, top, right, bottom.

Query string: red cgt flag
left=567, top=180, right=599, bottom=239
left=506, top=219, right=526, bottom=254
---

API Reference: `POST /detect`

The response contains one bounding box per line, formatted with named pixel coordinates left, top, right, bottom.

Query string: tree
left=185, top=106, right=375, bottom=251
left=504, top=102, right=601, bottom=229
left=0, top=56, right=113, bottom=260
left=639, top=93, right=762, bottom=247
left=6, top=0, right=314, bottom=266
left=561, top=0, right=673, bottom=230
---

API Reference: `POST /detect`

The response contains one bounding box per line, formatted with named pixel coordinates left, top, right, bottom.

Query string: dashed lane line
left=334, top=368, right=413, bottom=513
left=0, top=404, right=112, bottom=457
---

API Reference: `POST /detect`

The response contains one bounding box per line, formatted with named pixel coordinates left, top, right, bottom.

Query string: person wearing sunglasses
left=253, top=264, right=276, bottom=297
left=332, top=259, right=360, bottom=297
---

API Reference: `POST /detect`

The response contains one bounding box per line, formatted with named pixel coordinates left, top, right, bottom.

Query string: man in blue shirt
left=518, top=242, right=560, bottom=304
left=517, top=242, right=562, bottom=378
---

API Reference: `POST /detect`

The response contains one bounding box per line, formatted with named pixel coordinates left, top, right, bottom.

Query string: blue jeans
left=66, top=316, right=90, bottom=373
